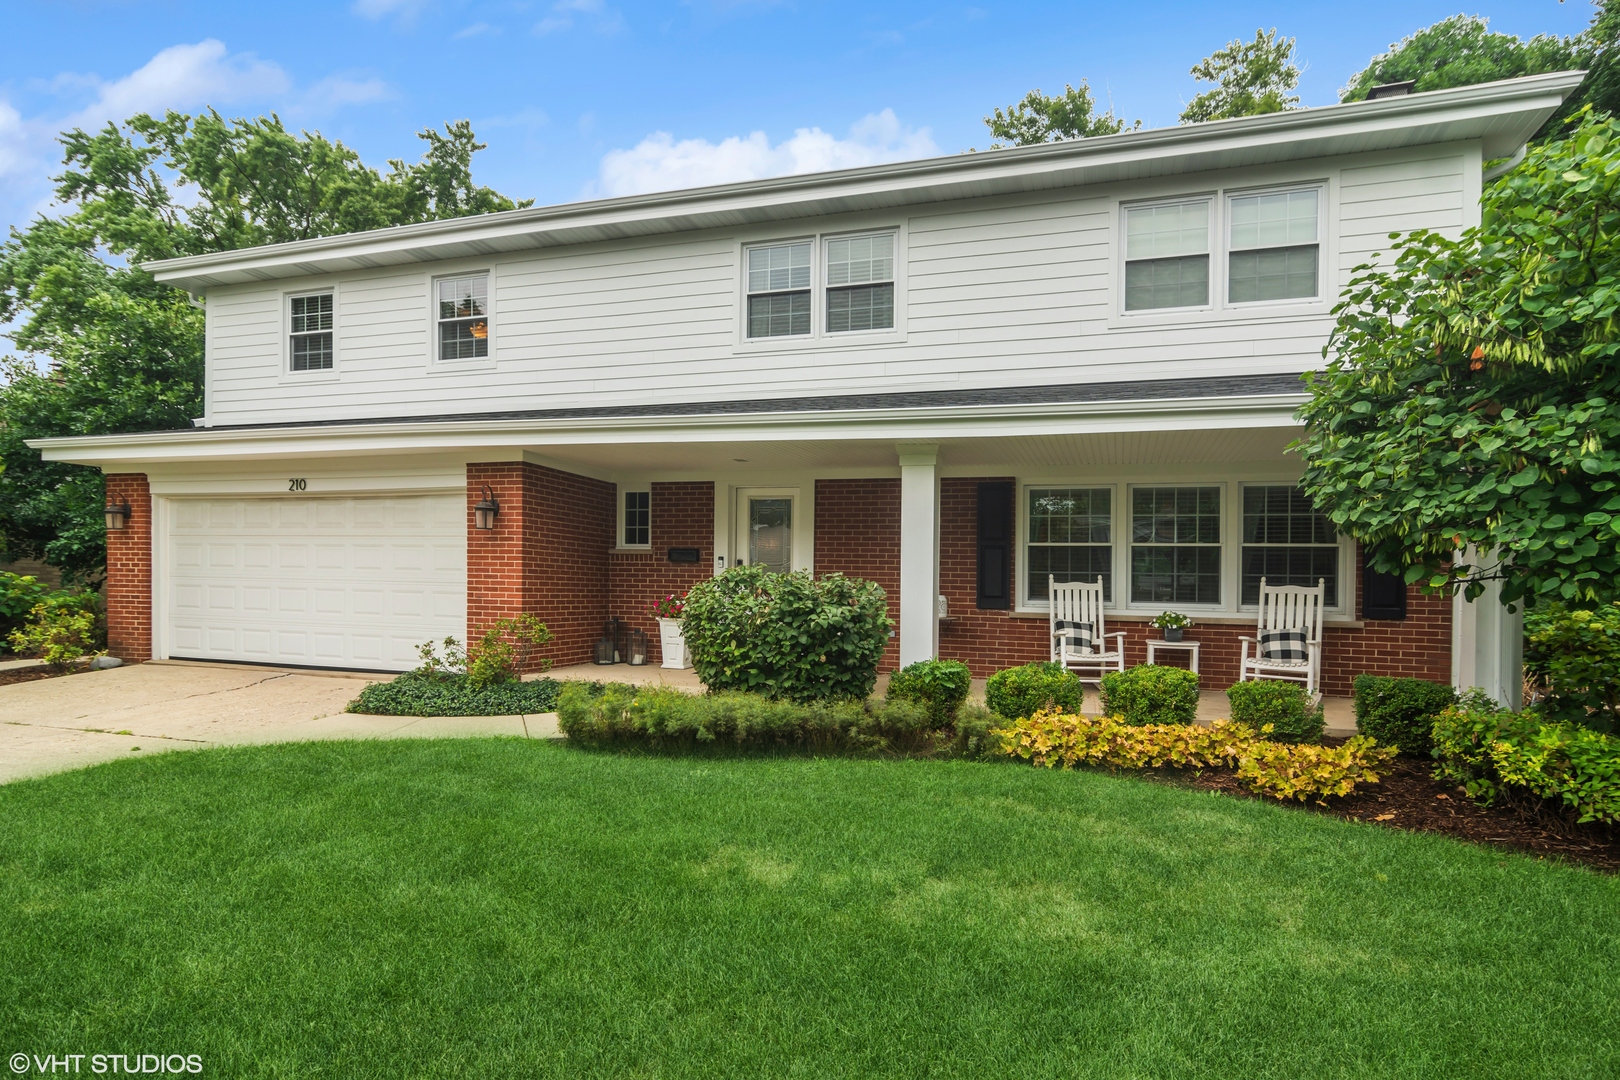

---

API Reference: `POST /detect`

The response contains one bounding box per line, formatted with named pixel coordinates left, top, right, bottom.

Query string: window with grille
left=1124, top=200, right=1210, bottom=310
left=289, top=293, right=334, bottom=372
left=826, top=233, right=894, bottom=332
left=746, top=242, right=812, bottom=338
left=1026, top=487, right=1112, bottom=603
left=1228, top=189, right=1319, bottom=303
left=438, top=276, right=490, bottom=360
left=624, top=490, right=650, bottom=547
left=1241, top=485, right=1338, bottom=605
left=1129, top=487, right=1222, bottom=604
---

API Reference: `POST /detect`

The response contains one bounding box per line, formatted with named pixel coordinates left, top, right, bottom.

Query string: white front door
left=733, top=489, right=801, bottom=572
left=163, top=494, right=466, bottom=671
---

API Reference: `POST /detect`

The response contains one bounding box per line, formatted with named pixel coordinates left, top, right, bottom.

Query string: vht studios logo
left=10, top=1054, right=203, bottom=1075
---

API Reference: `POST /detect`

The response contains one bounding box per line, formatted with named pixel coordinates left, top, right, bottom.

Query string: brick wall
left=936, top=477, right=1452, bottom=695
left=607, top=481, right=715, bottom=664
left=104, top=473, right=153, bottom=663
left=467, top=461, right=615, bottom=670
left=813, top=478, right=902, bottom=671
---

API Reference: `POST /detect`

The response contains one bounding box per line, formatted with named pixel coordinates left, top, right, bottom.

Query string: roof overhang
left=144, top=72, right=1584, bottom=294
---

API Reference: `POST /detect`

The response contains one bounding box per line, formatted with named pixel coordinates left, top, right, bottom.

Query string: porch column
left=897, top=443, right=939, bottom=667
left=1451, top=547, right=1523, bottom=708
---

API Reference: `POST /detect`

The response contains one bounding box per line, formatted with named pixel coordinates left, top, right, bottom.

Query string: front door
left=735, top=491, right=795, bottom=572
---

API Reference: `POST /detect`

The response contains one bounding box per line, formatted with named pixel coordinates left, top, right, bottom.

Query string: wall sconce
left=473, top=485, right=500, bottom=531
left=104, top=500, right=132, bottom=531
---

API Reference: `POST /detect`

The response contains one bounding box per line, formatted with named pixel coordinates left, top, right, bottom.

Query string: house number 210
left=288, top=478, right=307, bottom=491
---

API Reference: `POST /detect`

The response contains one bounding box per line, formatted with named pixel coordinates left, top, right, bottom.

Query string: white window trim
left=1223, top=182, right=1328, bottom=312
left=427, top=269, right=496, bottom=373
left=617, top=486, right=652, bottom=551
left=280, top=286, right=339, bottom=384
left=1235, top=480, right=1355, bottom=612
left=741, top=236, right=817, bottom=343
left=735, top=225, right=906, bottom=351
left=1119, top=193, right=1216, bottom=316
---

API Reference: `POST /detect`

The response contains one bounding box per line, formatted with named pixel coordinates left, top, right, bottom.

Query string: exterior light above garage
left=104, top=500, right=132, bottom=531
left=474, top=485, right=500, bottom=531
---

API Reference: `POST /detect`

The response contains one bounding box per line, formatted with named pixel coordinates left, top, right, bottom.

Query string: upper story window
left=1241, top=485, right=1339, bottom=605
left=288, top=292, right=334, bottom=372
left=438, top=275, right=490, bottom=360
left=826, top=233, right=895, bottom=332
left=1228, top=190, right=1319, bottom=303
left=623, top=490, right=650, bottom=547
left=1124, top=200, right=1209, bottom=311
left=746, top=242, right=812, bottom=338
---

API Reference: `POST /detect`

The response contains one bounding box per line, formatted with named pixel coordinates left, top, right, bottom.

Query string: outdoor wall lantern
left=104, top=500, right=132, bottom=531
left=473, top=485, right=501, bottom=531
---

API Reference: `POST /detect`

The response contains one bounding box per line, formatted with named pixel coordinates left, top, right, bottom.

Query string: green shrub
left=0, top=572, right=51, bottom=652
left=886, top=659, right=971, bottom=728
left=1100, top=664, right=1198, bottom=725
left=410, top=614, right=554, bottom=689
left=1524, top=601, right=1620, bottom=732
left=7, top=592, right=102, bottom=670
left=348, top=673, right=562, bottom=716
left=1226, top=680, right=1324, bottom=744
left=1432, top=703, right=1620, bottom=824
left=984, top=662, right=1084, bottom=721
left=1352, top=675, right=1456, bottom=755
left=680, top=564, right=892, bottom=703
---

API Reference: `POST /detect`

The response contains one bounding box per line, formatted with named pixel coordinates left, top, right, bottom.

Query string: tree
left=0, top=113, right=530, bottom=582
left=1179, top=29, right=1300, bottom=124
left=1296, top=110, right=1620, bottom=610
left=983, top=82, right=1139, bottom=148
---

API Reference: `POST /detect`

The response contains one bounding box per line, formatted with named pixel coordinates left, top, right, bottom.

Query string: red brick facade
left=607, top=481, right=715, bottom=665
left=104, top=473, right=153, bottom=663
left=814, top=478, right=903, bottom=671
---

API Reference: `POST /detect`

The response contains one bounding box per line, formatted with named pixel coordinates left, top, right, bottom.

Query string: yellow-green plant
left=1235, top=738, right=1397, bottom=801
left=8, top=602, right=100, bottom=671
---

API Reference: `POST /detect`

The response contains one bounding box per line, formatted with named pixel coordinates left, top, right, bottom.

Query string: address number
left=288, top=478, right=307, bottom=491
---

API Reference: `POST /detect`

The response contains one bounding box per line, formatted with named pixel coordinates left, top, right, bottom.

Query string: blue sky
left=0, top=0, right=1598, bottom=234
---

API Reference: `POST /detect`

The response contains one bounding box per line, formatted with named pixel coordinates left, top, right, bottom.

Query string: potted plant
left=649, top=593, right=690, bottom=669
left=1151, top=611, right=1192, bottom=642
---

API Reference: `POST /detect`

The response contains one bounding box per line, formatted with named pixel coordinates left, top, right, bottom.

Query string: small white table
left=1145, top=639, right=1200, bottom=674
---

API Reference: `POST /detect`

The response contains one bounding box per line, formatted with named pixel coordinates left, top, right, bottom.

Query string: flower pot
left=658, top=618, right=690, bottom=670
left=1163, top=627, right=1184, bottom=642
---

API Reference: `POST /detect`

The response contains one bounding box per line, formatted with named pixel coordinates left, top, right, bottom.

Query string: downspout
left=1483, top=143, right=1527, bottom=184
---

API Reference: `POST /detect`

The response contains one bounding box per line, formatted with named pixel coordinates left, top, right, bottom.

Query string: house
left=33, top=72, right=1583, bottom=704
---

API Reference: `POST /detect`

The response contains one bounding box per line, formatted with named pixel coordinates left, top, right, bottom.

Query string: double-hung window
left=747, top=242, right=812, bottom=338
left=623, top=490, right=650, bottom=548
left=1241, top=486, right=1339, bottom=605
left=288, top=292, right=334, bottom=372
left=1228, top=189, right=1320, bottom=303
left=826, top=233, right=894, bottom=332
left=438, top=275, right=490, bottom=360
left=1129, top=487, right=1222, bottom=604
left=1124, top=200, right=1210, bottom=310
left=1026, top=488, right=1113, bottom=602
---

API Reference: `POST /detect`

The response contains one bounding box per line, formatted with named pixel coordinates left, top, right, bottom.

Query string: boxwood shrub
left=886, top=659, right=972, bottom=728
left=1100, top=664, right=1199, bottom=725
left=348, top=673, right=562, bottom=716
left=985, top=662, right=1084, bottom=721
left=1352, top=675, right=1456, bottom=755
left=1226, top=680, right=1324, bottom=744
left=680, top=564, right=892, bottom=703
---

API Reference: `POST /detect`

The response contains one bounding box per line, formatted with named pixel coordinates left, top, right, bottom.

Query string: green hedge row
left=348, top=673, right=562, bottom=716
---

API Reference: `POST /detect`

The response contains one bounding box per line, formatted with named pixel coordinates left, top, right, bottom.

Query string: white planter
left=658, top=618, right=690, bottom=670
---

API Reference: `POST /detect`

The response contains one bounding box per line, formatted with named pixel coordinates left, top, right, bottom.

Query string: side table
left=1145, top=639, right=1200, bottom=674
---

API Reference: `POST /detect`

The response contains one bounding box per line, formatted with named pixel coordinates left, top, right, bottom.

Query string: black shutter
left=977, top=481, right=1013, bottom=610
left=1362, top=550, right=1407, bottom=620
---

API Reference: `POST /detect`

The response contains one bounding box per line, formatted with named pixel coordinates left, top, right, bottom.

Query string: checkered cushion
left=1259, top=628, right=1309, bottom=662
left=1055, top=620, right=1095, bottom=654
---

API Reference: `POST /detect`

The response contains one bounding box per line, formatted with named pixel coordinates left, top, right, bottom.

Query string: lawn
left=2, top=740, right=1617, bottom=1079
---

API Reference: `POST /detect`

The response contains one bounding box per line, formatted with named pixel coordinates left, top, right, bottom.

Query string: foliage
left=996, top=711, right=1395, bottom=801
left=1179, top=29, right=1300, bottom=124
left=886, top=659, right=972, bottom=729
left=411, top=614, right=553, bottom=690
left=648, top=592, right=686, bottom=619
left=0, top=111, right=528, bottom=581
left=1099, top=664, right=1199, bottom=726
left=1297, top=111, right=1620, bottom=609
left=1432, top=702, right=1620, bottom=824
left=1226, top=680, right=1324, bottom=744
left=679, top=564, right=892, bottom=703
left=1351, top=675, right=1457, bottom=755
left=0, top=572, right=52, bottom=652
left=1523, top=601, right=1620, bottom=731
left=984, top=661, right=1084, bottom=721
left=1150, top=611, right=1192, bottom=630
left=8, top=595, right=102, bottom=670
left=983, top=82, right=1139, bottom=148
left=347, top=673, right=562, bottom=717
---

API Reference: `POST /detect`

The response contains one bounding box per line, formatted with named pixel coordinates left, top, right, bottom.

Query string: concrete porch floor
left=540, top=664, right=1358, bottom=737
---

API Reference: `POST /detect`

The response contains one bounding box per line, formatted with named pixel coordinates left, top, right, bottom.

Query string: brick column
left=104, top=473, right=152, bottom=663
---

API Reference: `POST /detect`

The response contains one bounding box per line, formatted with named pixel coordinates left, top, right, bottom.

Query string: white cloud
left=352, top=0, right=429, bottom=21
left=534, top=0, right=619, bottom=35
left=591, top=109, right=938, bottom=197
left=64, top=40, right=290, bottom=130
left=0, top=100, right=27, bottom=179
left=453, top=21, right=499, bottom=39
left=305, top=75, right=394, bottom=108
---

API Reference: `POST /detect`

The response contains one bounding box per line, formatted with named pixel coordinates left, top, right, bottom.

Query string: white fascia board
left=30, top=394, right=1307, bottom=467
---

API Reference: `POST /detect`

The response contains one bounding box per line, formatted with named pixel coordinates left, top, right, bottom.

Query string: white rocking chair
left=1049, top=575, right=1126, bottom=686
left=1238, top=577, right=1325, bottom=697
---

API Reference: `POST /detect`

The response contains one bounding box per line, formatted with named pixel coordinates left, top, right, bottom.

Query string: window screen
left=1229, top=189, right=1319, bottom=303
left=1026, top=488, right=1112, bottom=603
left=826, top=233, right=895, bottom=332
left=1129, top=487, right=1221, bottom=604
left=747, top=242, right=812, bottom=337
left=624, top=490, right=650, bottom=547
left=289, top=293, right=334, bottom=372
left=438, top=276, right=490, bottom=360
left=1125, top=201, right=1209, bottom=310
left=1240, top=485, right=1338, bottom=605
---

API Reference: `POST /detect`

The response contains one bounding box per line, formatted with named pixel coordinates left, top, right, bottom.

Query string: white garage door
left=166, top=495, right=466, bottom=671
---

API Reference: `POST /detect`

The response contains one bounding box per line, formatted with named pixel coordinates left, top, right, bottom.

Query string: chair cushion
left=1056, top=620, right=1094, bottom=654
left=1259, top=628, right=1308, bottom=662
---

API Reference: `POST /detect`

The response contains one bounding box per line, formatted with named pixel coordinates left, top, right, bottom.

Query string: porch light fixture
left=473, top=485, right=500, bottom=530
left=104, top=500, right=132, bottom=531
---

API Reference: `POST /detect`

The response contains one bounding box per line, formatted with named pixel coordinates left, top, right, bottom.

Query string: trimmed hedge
left=886, top=659, right=971, bottom=728
left=1226, top=680, right=1324, bottom=744
left=1433, top=702, right=1620, bottom=824
left=1100, top=664, right=1199, bottom=725
left=348, top=673, right=562, bottom=716
left=985, top=662, right=1084, bottom=721
left=1353, top=675, right=1455, bottom=755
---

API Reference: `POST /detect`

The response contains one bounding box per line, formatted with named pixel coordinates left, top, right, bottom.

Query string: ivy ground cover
left=3, top=740, right=1617, bottom=1079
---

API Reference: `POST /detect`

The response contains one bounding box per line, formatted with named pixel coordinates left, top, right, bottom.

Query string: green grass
left=2, top=741, right=1617, bottom=1078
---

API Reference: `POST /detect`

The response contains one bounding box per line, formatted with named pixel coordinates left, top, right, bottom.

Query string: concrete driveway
left=0, top=661, right=559, bottom=785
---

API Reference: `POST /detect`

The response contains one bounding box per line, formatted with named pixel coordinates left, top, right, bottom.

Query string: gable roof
left=145, top=71, right=1584, bottom=294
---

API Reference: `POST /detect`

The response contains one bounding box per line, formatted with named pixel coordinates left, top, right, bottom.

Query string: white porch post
left=1450, top=547, right=1524, bottom=708
left=897, top=443, right=939, bottom=667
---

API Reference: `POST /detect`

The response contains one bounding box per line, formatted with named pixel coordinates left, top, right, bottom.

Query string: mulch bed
left=0, top=665, right=80, bottom=688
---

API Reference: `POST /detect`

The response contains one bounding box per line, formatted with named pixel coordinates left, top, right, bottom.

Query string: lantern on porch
left=626, top=628, right=648, bottom=666
left=104, top=499, right=132, bottom=531
left=473, top=485, right=500, bottom=530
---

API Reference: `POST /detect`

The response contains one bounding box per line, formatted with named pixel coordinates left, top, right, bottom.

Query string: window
left=623, top=490, right=650, bottom=548
left=1130, top=487, right=1221, bottom=604
left=747, top=242, right=811, bottom=338
left=1228, top=189, right=1319, bottom=303
left=288, top=292, right=334, bottom=372
left=1241, top=486, right=1339, bottom=605
left=1027, top=488, right=1112, bottom=602
left=438, top=275, right=490, bottom=360
left=826, top=233, right=894, bottom=332
left=1124, top=200, right=1209, bottom=310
